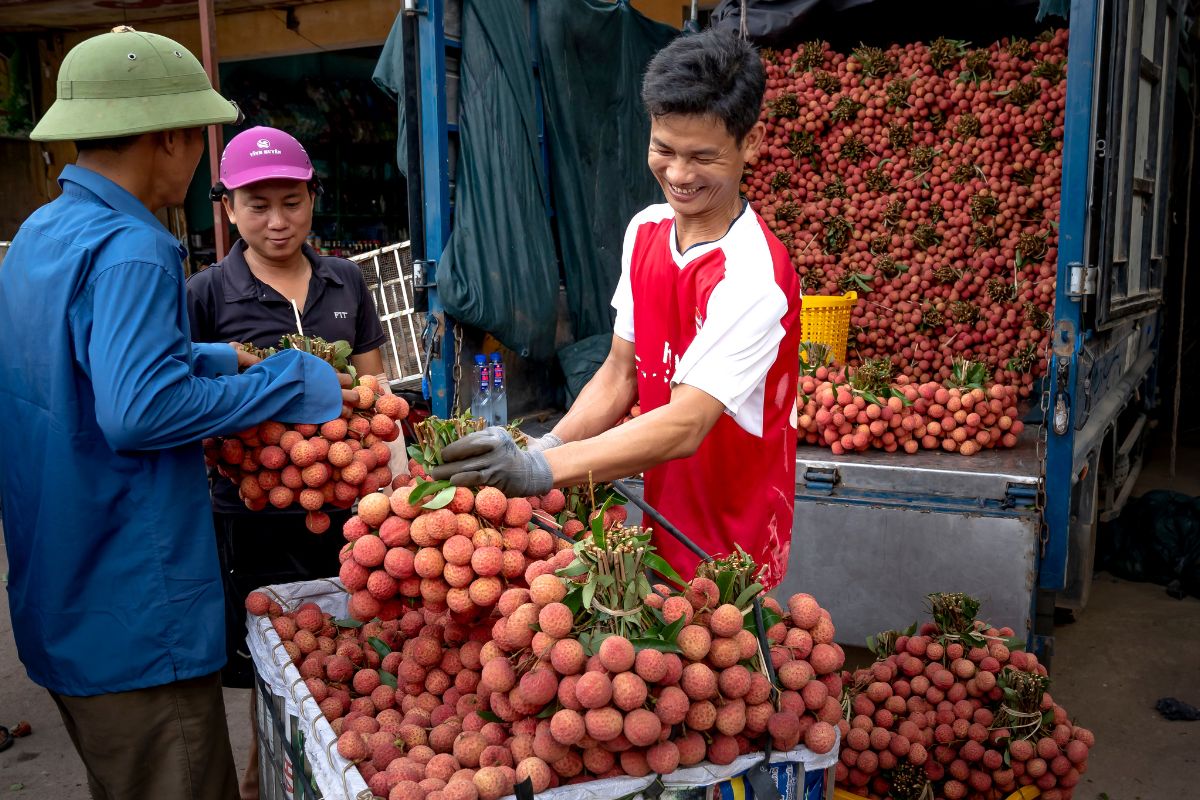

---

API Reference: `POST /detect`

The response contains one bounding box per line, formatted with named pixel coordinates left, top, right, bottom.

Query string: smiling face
left=223, top=179, right=314, bottom=264
left=647, top=113, right=763, bottom=235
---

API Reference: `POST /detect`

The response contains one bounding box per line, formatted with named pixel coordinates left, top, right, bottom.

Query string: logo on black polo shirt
left=334, top=311, right=349, bottom=319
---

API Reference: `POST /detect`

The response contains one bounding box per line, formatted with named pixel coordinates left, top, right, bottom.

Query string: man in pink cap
left=188, top=125, right=391, bottom=799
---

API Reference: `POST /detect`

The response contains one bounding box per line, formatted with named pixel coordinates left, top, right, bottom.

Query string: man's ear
left=741, top=121, right=766, bottom=161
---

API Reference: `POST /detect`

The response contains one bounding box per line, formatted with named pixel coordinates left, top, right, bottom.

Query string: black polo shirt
left=187, top=239, right=386, bottom=354
left=187, top=238, right=386, bottom=514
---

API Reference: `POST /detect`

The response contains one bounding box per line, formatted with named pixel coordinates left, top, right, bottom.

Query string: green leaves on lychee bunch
left=408, top=413, right=529, bottom=468
left=555, top=506, right=687, bottom=652
left=798, top=341, right=834, bottom=376
left=926, top=592, right=983, bottom=639
left=695, top=545, right=764, bottom=611
left=946, top=357, right=989, bottom=390
left=276, top=335, right=357, bottom=384
left=995, top=667, right=1054, bottom=740
left=866, top=622, right=918, bottom=661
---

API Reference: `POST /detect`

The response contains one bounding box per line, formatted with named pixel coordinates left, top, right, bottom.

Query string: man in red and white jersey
left=433, top=28, right=801, bottom=587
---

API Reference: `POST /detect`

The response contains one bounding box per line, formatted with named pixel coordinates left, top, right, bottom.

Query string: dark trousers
left=213, top=510, right=349, bottom=688
left=49, top=672, right=237, bottom=800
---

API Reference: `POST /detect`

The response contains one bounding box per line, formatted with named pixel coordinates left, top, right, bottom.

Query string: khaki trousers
left=49, top=671, right=238, bottom=800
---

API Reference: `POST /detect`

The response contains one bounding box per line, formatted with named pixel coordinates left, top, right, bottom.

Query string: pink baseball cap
left=218, top=125, right=314, bottom=190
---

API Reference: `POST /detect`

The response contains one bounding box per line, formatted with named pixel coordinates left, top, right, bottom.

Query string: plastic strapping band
left=611, top=479, right=711, bottom=562
left=746, top=743, right=781, bottom=800
left=514, top=776, right=536, bottom=800
left=752, top=596, right=781, bottom=703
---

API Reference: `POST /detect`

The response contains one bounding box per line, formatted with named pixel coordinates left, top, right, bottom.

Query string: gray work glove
left=430, top=426, right=553, bottom=497
left=525, top=432, right=565, bottom=454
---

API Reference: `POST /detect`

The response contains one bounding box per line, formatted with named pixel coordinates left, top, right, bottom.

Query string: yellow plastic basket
left=800, top=290, right=857, bottom=364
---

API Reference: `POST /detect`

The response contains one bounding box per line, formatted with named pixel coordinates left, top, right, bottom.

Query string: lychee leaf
left=478, top=710, right=503, bottom=724
left=368, top=637, right=392, bottom=659
left=734, top=583, right=764, bottom=609
left=642, top=554, right=686, bottom=588
left=752, top=607, right=782, bottom=632
left=378, top=670, right=398, bottom=689
left=588, top=631, right=613, bottom=655
left=564, top=590, right=583, bottom=615
left=660, top=615, right=687, bottom=643
left=557, top=561, right=590, bottom=578
left=333, top=617, right=363, bottom=628
left=715, top=572, right=736, bottom=604
left=536, top=703, right=559, bottom=719
left=629, top=637, right=680, bottom=654
left=582, top=577, right=598, bottom=613
left=423, top=485, right=457, bottom=510
left=408, top=479, right=451, bottom=504
left=1003, top=636, right=1026, bottom=651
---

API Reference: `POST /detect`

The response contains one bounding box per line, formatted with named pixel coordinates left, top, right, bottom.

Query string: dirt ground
left=2, top=450, right=1197, bottom=797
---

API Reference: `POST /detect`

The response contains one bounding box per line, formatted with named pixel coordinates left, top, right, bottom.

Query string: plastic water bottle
left=471, top=355, right=491, bottom=422
left=489, top=353, right=508, bottom=427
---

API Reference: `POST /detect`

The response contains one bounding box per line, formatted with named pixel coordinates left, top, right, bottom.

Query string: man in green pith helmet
left=0, top=26, right=357, bottom=800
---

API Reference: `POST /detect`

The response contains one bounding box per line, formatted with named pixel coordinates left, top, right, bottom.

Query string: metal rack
left=350, top=242, right=426, bottom=389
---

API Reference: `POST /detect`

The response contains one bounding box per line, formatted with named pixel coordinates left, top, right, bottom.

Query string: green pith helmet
left=31, top=26, right=239, bottom=142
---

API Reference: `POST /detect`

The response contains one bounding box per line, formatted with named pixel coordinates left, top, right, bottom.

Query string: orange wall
left=631, top=0, right=685, bottom=28
left=63, top=0, right=400, bottom=62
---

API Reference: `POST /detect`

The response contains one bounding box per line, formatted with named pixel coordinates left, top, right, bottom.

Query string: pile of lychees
left=834, top=593, right=1094, bottom=800
left=247, top=477, right=844, bottom=800
left=203, top=372, right=409, bottom=532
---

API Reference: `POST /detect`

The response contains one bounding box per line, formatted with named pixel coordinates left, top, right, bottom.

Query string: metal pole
left=199, top=0, right=229, bottom=261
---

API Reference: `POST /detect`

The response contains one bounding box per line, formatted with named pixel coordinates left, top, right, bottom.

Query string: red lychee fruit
left=574, top=672, right=613, bottom=709
left=538, top=602, right=574, bottom=640
left=598, top=635, right=635, bottom=673
left=338, top=730, right=369, bottom=762
left=359, top=493, right=392, bottom=528
left=245, top=591, right=271, bottom=616
left=681, top=663, right=718, bottom=701
left=583, top=707, right=623, bottom=742
left=515, top=757, right=551, bottom=793
left=710, top=603, right=744, bottom=638
left=611, top=672, right=648, bottom=712
left=353, top=535, right=387, bottom=568
left=804, top=720, right=838, bottom=754
left=549, top=709, right=585, bottom=746
left=677, top=625, right=712, bottom=662
left=474, top=488, right=507, bottom=522
left=654, top=685, right=690, bottom=726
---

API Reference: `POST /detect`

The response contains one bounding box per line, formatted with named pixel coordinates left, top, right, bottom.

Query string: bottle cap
left=489, top=352, right=500, bottom=361
left=474, top=354, right=486, bottom=364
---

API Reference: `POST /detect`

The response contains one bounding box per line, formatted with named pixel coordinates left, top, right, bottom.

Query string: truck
left=776, top=0, right=1189, bottom=656
left=396, top=0, right=1191, bottom=657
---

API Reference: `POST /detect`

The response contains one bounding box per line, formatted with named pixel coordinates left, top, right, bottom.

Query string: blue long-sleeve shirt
left=0, top=165, right=345, bottom=696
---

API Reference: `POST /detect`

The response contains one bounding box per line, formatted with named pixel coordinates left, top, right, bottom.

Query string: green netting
left=374, top=0, right=676, bottom=365
left=536, top=0, right=677, bottom=343
left=435, top=0, right=560, bottom=361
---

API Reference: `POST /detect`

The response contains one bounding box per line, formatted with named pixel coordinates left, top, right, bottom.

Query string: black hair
left=74, top=135, right=141, bottom=153
left=641, top=28, right=765, bottom=143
